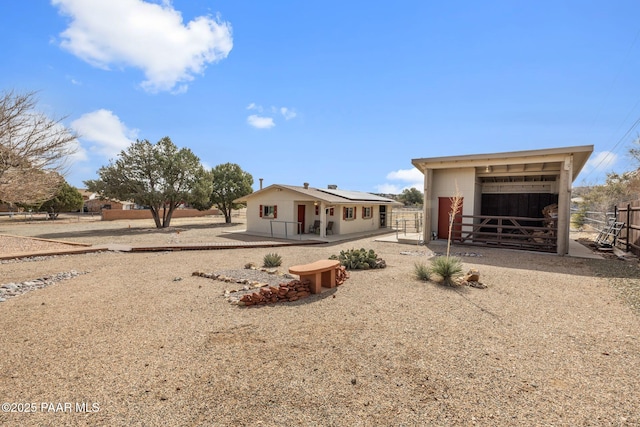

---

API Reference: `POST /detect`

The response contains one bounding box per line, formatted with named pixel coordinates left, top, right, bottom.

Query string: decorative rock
left=194, top=268, right=327, bottom=307
left=464, top=269, right=480, bottom=282
left=468, top=281, right=487, bottom=289
left=460, top=269, right=486, bottom=289
left=0, top=271, right=87, bottom=302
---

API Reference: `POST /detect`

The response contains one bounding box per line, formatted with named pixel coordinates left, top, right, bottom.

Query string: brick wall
left=101, top=208, right=219, bottom=221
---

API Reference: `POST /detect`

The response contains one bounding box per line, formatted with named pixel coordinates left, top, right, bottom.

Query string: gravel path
left=0, top=218, right=639, bottom=426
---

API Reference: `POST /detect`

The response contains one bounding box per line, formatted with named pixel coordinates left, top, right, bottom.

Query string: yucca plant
left=430, top=256, right=463, bottom=286
left=446, top=184, right=463, bottom=259
left=262, top=252, right=282, bottom=268
left=413, top=262, right=431, bottom=282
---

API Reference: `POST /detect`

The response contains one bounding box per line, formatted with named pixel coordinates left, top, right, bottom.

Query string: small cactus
left=331, top=248, right=385, bottom=270
left=262, top=253, right=282, bottom=268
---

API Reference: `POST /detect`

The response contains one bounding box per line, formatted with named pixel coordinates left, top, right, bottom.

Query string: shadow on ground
left=29, top=222, right=242, bottom=240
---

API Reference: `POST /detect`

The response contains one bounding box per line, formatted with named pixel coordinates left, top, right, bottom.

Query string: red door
left=297, top=205, right=306, bottom=234
left=438, top=197, right=463, bottom=240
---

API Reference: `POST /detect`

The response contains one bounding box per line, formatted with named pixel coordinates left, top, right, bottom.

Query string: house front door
left=297, top=205, right=306, bottom=234
left=438, top=197, right=463, bottom=240
left=379, top=205, right=386, bottom=227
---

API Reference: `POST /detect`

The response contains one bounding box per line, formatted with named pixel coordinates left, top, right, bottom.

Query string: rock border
left=0, top=270, right=88, bottom=302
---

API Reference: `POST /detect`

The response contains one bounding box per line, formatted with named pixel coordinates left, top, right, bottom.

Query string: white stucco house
left=412, top=145, right=593, bottom=255
left=234, top=183, right=403, bottom=238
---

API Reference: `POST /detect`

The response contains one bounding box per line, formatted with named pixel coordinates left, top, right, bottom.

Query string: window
left=329, top=207, right=334, bottom=216
left=315, top=205, right=319, bottom=215
left=362, top=206, right=372, bottom=219
left=343, top=207, right=355, bottom=220
left=259, top=204, right=277, bottom=219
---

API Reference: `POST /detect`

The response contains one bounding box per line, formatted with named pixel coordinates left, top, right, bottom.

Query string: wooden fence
left=616, top=200, right=640, bottom=256
left=452, top=214, right=557, bottom=253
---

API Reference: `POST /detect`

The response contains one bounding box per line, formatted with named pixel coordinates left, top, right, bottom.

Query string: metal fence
left=570, top=209, right=613, bottom=232
left=388, top=209, right=423, bottom=241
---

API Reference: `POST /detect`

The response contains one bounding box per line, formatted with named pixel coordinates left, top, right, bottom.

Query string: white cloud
left=375, top=183, right=404, bottom=194
left=386, top=168, right=423, bottom=182
left=66, top=75, right=82, bottom=85
left=247, top=114, right=275, bottom=129
left=280, top=107, right=297, bottom=120
left=245, top=103, right=296, bottom=128
left=68, top=139, right=89, bottom=163
left=71, top=109, right=138, bottom=159
left=52, top=0, right=233, bottom=93
left=583, top=151, right=618, bottom=173
left=376, top=167, right=423, bottom=194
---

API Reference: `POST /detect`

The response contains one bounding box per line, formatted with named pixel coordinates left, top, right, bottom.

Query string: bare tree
left=0, top=90, right=78, bottom=205
left=0, top=169, right=63, bottom=206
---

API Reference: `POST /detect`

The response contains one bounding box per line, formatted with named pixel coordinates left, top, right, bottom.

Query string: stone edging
left=0, top=271, right=88, bottom=302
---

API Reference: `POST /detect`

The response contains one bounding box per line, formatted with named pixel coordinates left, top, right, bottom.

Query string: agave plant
left=262, top=252, right=282, bottom=268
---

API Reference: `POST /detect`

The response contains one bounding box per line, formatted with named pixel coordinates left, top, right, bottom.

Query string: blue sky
left=2, top=1, right=640, bottom=193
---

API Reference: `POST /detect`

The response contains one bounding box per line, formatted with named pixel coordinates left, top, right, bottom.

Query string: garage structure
left=412, top=145, right=593, bottom=255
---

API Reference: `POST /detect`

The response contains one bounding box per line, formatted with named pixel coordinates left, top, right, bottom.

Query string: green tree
left=209, top=162, right=253, bottom=223
left=85, top=137, right=211, bottom=228
left=398, top=187, right=423, bottom=206
left=39, top=180, right=83, bottom=219
left=582, top=171, right=639, bottom=215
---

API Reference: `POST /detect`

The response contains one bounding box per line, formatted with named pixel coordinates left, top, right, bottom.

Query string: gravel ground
left=0, top=217, right=639, bottom=426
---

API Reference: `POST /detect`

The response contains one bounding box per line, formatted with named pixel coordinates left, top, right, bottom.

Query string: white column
left=557, top=155, right=573, bottom=255
left=423, top=168, right=433, bottom=243
left=319, top=202, right=327, bottom=238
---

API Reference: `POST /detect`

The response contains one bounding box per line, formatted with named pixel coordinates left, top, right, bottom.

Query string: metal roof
left=317, top=188, right=397, bottom=202
left=411, top=145, right=593, bottom=182
left=234, top=184, right=402, bottom=206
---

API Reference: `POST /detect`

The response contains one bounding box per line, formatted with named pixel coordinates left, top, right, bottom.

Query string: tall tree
left=209, top=163, right=253, bottom=223
left=39, top=180, right=84, bottom=218
left=85, top=137, right=211, bottom=228
left=398, top=187, right=423, bottom=206
left=0, top=90, right=78, bottom=204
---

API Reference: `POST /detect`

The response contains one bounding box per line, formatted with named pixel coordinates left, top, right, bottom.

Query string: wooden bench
left=288, top=259, right=341, bottom=294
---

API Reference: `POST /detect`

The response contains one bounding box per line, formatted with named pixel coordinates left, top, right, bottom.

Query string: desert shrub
left=571, top=206, right=588, bottom=230
left=414, top=262, right=431, bottom=281
left=430, top=256, right=463, bottom=286
left=262, top=253, right=282, bottom=268
left=329, top=248, right=385, bottom=270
